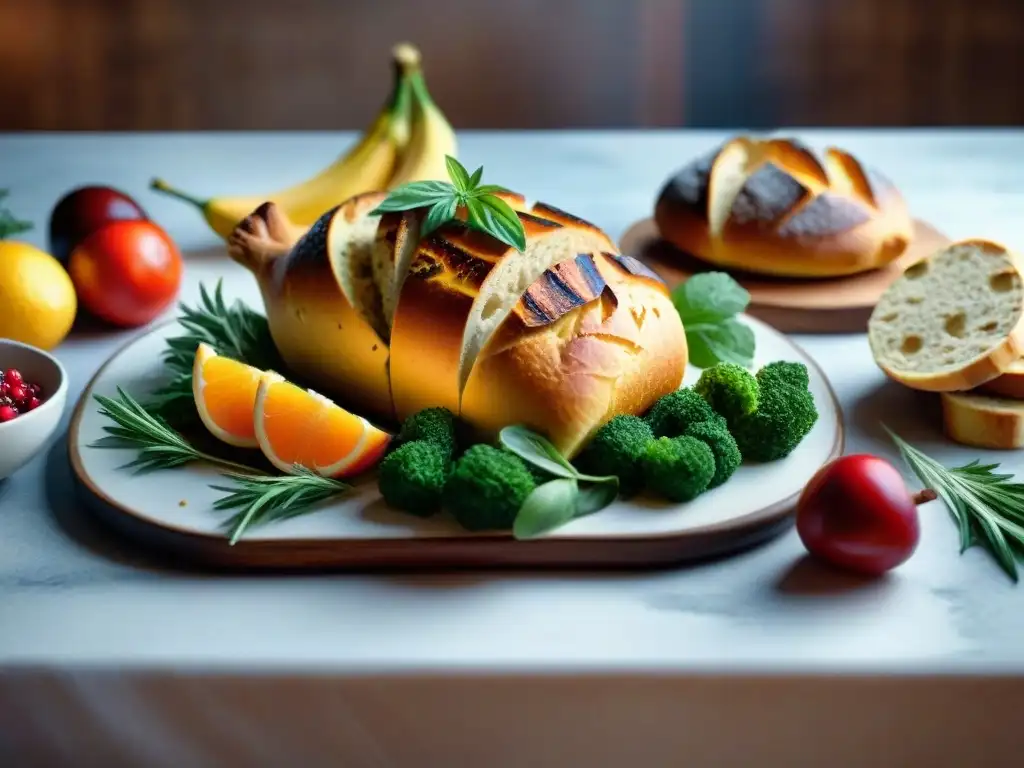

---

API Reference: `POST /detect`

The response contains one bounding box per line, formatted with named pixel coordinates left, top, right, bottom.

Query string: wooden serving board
left=619, top=217, right=950, bottom=334
left=69, top=316, right=844, bottom=571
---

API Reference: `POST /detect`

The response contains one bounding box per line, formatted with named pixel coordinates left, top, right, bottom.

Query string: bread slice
left=941, top=391, right=1024, bottom=449
left=868, top=239, right=1024, bottom=392
left=980, top=358, right=1024, bottom=399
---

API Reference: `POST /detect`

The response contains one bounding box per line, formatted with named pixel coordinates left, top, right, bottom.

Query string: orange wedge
left=253, top=371, right=392, bottom=478
left=192, top=342, right=263, bottom=448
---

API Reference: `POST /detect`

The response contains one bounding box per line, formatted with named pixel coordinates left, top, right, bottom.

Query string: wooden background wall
left=2, top=0, right=1023, bottom=130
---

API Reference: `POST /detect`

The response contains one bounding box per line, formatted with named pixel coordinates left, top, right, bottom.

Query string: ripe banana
left=150, top=44, right=418, bottom=241
left=385, top=44, right=458, bottom=186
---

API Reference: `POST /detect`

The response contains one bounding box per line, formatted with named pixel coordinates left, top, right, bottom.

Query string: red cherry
left=796, top=454, right=923, bottom=576
left=7, top=384, right=26, bottom=403
left=27, top=397, right=41, bottom=410
left=0, top=405, right=17, bottom=422
left=3, top=368, right=22, bottom=385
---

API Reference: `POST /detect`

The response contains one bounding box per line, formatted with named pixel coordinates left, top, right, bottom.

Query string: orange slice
left=192, top=342, right=263, bottom=448
left=253, top=371, right=392, bottom=478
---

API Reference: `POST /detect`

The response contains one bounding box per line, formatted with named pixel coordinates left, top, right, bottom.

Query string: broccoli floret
left=378, top=440, right=450, bottom=516
left=395, top=407, right=457, bottom=458
left=575, top=415, right=653, bottom=496
left=641, top=435, right=716, bottom=502
left=756, top=360, right=809, bottom=391
left=443, top=445, right=536, bottom=531
left=730, top=365, right=818, bottom=462
left=684, top=419, right=741, bottom=488
left=694, top=363, right=759, bottom=421
left=644, top=388, right=721, bottom=438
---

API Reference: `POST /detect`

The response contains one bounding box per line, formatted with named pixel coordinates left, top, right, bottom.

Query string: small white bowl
left=0, top=339, right=68, bottom=481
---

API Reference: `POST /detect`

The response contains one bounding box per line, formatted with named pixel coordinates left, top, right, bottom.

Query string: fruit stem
left=392, top=42, right=422, bottom=72
left=912, top=488, right=938, bottom=505
left=150, top=178, right=209, bottom=210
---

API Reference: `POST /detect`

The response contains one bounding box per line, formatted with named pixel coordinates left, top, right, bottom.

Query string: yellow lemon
left=0, top=241, right=78, bottom=350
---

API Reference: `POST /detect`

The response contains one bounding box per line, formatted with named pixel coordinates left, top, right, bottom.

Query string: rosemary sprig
left=888, top=426, right=1024, bottom=582
left=0, top=189, right=33, bottom=240
left=146, top=281, right=281, bottom=419
left=211, top=469, right=349, bottom=545
left=91, top=388, right=350, bottom=542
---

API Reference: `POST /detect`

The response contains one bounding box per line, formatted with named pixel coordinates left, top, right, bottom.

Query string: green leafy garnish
left=499, top=425, right=619, bottom=539
left=369, top=155, right=526, bottom=252
left=0, top=190, right=33, bottom=240
left=672, top=272, right=755, bottom=369
left=90, top=388, right=348, bottom=542
left=145, top=281, right=282, bottom=419
left=888, top=426, right=1024, bottom=582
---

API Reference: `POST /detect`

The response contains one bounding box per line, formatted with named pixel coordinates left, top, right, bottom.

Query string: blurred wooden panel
left=0, top=0, right=687, bottom=131
left=1, top=0, right=1023, bottom=129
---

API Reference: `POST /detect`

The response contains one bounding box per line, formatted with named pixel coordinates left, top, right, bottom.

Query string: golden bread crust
left=941, top=391, right=1024, bottom=449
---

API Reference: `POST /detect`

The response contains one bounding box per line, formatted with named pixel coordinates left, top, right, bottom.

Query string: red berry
left=27, top=397, right=40, bottom=410
left=8, top=384, right=26, bottom=403
left=4, top=369, right=22, bottom=385
left=0, top=405, right=17, bottom=422
left=0, top=382, right=8, bottom=396
left=30, top=383, right=41, bottom=396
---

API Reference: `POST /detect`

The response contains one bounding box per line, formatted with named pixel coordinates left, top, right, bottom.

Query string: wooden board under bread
left=68, top=317, right=844, bottom=571
left=619, top=217, right=950, bottom=334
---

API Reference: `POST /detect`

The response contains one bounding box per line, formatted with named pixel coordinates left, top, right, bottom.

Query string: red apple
left=49, top=185, right=148, bottom=265
left=796, top=454, right=926, bottom=576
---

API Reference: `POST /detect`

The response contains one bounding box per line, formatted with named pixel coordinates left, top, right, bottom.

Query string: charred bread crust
left=653, top=135, right=914, bottom=278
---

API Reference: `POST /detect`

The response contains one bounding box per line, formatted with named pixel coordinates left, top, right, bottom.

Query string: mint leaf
left=513, top=478, right=579, bottom=539
left=421, top=198, right=458, bottom=238
left=468, top=165, right=484, bottom=188
left=467, top=195, right=526, bottom=252
left=575, top=480, right=619, bottom=516
left=369, top=180, right=454, bottom=213
left=471, top=183, right=511, bottom=197
left=499, top=425, right=577, bottom=478
left=673, top=272, right=750, bottom=325
left=445, top=155, right=472, bottom=194
left=686, top=318, right=756, bottom=368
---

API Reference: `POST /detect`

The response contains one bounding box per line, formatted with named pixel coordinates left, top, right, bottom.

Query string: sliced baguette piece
left=979, top=357, right=1024, bottom=399
left=867, top=239, right=1024, bottom=392
left=941, top=391, right=1024, bottom=449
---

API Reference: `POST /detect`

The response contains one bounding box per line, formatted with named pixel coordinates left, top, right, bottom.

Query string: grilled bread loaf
left=941, top=391, right=1024, bottom=449
left=231, top=195, right=683, bottom=458
left=654, top=136, right=914, bottom=278
left=868, top=239, right=1024, bottom=392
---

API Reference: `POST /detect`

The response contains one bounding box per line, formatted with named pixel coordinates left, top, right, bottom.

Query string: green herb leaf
left=513, top=478, right=580, bottom=539
left=421, top=197, right=458, bottom=238
left=0, top=189, right=34, bottom=240
left=468, top=165, right=484, bottom=188
left=471, top=184, right=511, bottom=197
left=499, top=425, right=579, bottom=478
left=445, top=155, right=472, bottom=193
left=673, top=272, right=750, bottom=325
left=686, top=318, right=756, bottom=368
left=887, top=426, right=1024, bottom=582
left=575, top=480, right=620, bottom=516
left=467, top=195, right=527, bottom=252
left=368, top=180, right=455, bottom=214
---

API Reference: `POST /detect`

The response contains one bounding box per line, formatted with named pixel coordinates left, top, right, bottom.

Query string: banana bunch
left=151, top=43, right=457, bottom=241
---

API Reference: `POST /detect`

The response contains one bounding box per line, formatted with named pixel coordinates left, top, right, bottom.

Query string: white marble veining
left=2, top=129, right=1024, bottom=671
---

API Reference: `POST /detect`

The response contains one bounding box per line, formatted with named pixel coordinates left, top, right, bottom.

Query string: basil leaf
left=369, top=180, right=454, bottom=213
left=421, top=197, right=458, bottom=238
left=513, top=478, right=579, bottom=540
left=468, top=195, right=527, bottom=252
left=673, top=272, right=750, bottom=325
left=472, top=183, right=512, bottom=197
left=499, top=425, right=578, bottom=479
left=575, top=480, right=620, bottom=517
left=686, top=318, right=756, bottom=369
left=467, top=165, right=484, bottom=188
left=445, top=155, right=472, bottom=194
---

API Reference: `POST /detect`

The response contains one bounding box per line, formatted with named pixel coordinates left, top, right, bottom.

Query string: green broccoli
left=443, top=445, right=537, bottom=531
left=756, top=360, right=809, bottom=391
left=730, top=363, right=818, bottom=462
left=395, top=407, right=457, bottom=458
left=684, top=419, right=741, bottom=488
left=694, top=363, right=759, bottom=420
left=378, top=440, right=450, bottom=516
left=574, top=415, right=653, bottom=496
left=641, top=435, right=716, bottom=502
left=644, top=388, right=722, bottom=438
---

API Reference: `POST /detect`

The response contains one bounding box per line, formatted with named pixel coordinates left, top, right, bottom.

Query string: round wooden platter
left=68, top=317, right=844, bottom=572
left=619, top=217, right=951, bottom=334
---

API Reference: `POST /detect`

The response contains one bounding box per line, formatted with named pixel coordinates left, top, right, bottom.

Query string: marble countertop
left=3, top=129, right=1024, bottom=672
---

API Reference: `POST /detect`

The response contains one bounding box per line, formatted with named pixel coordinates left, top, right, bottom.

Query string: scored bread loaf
left=654, top=136, right=914, bottom=278
left=868, top=239, right=1024, bottom=392
left=461, top=251, right=686, bottom=457
left=387, top=209, right=617, bottom=421
left=227, top=194, right=395, bottom=421
left=941, top=391, right=1024, bottom=449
